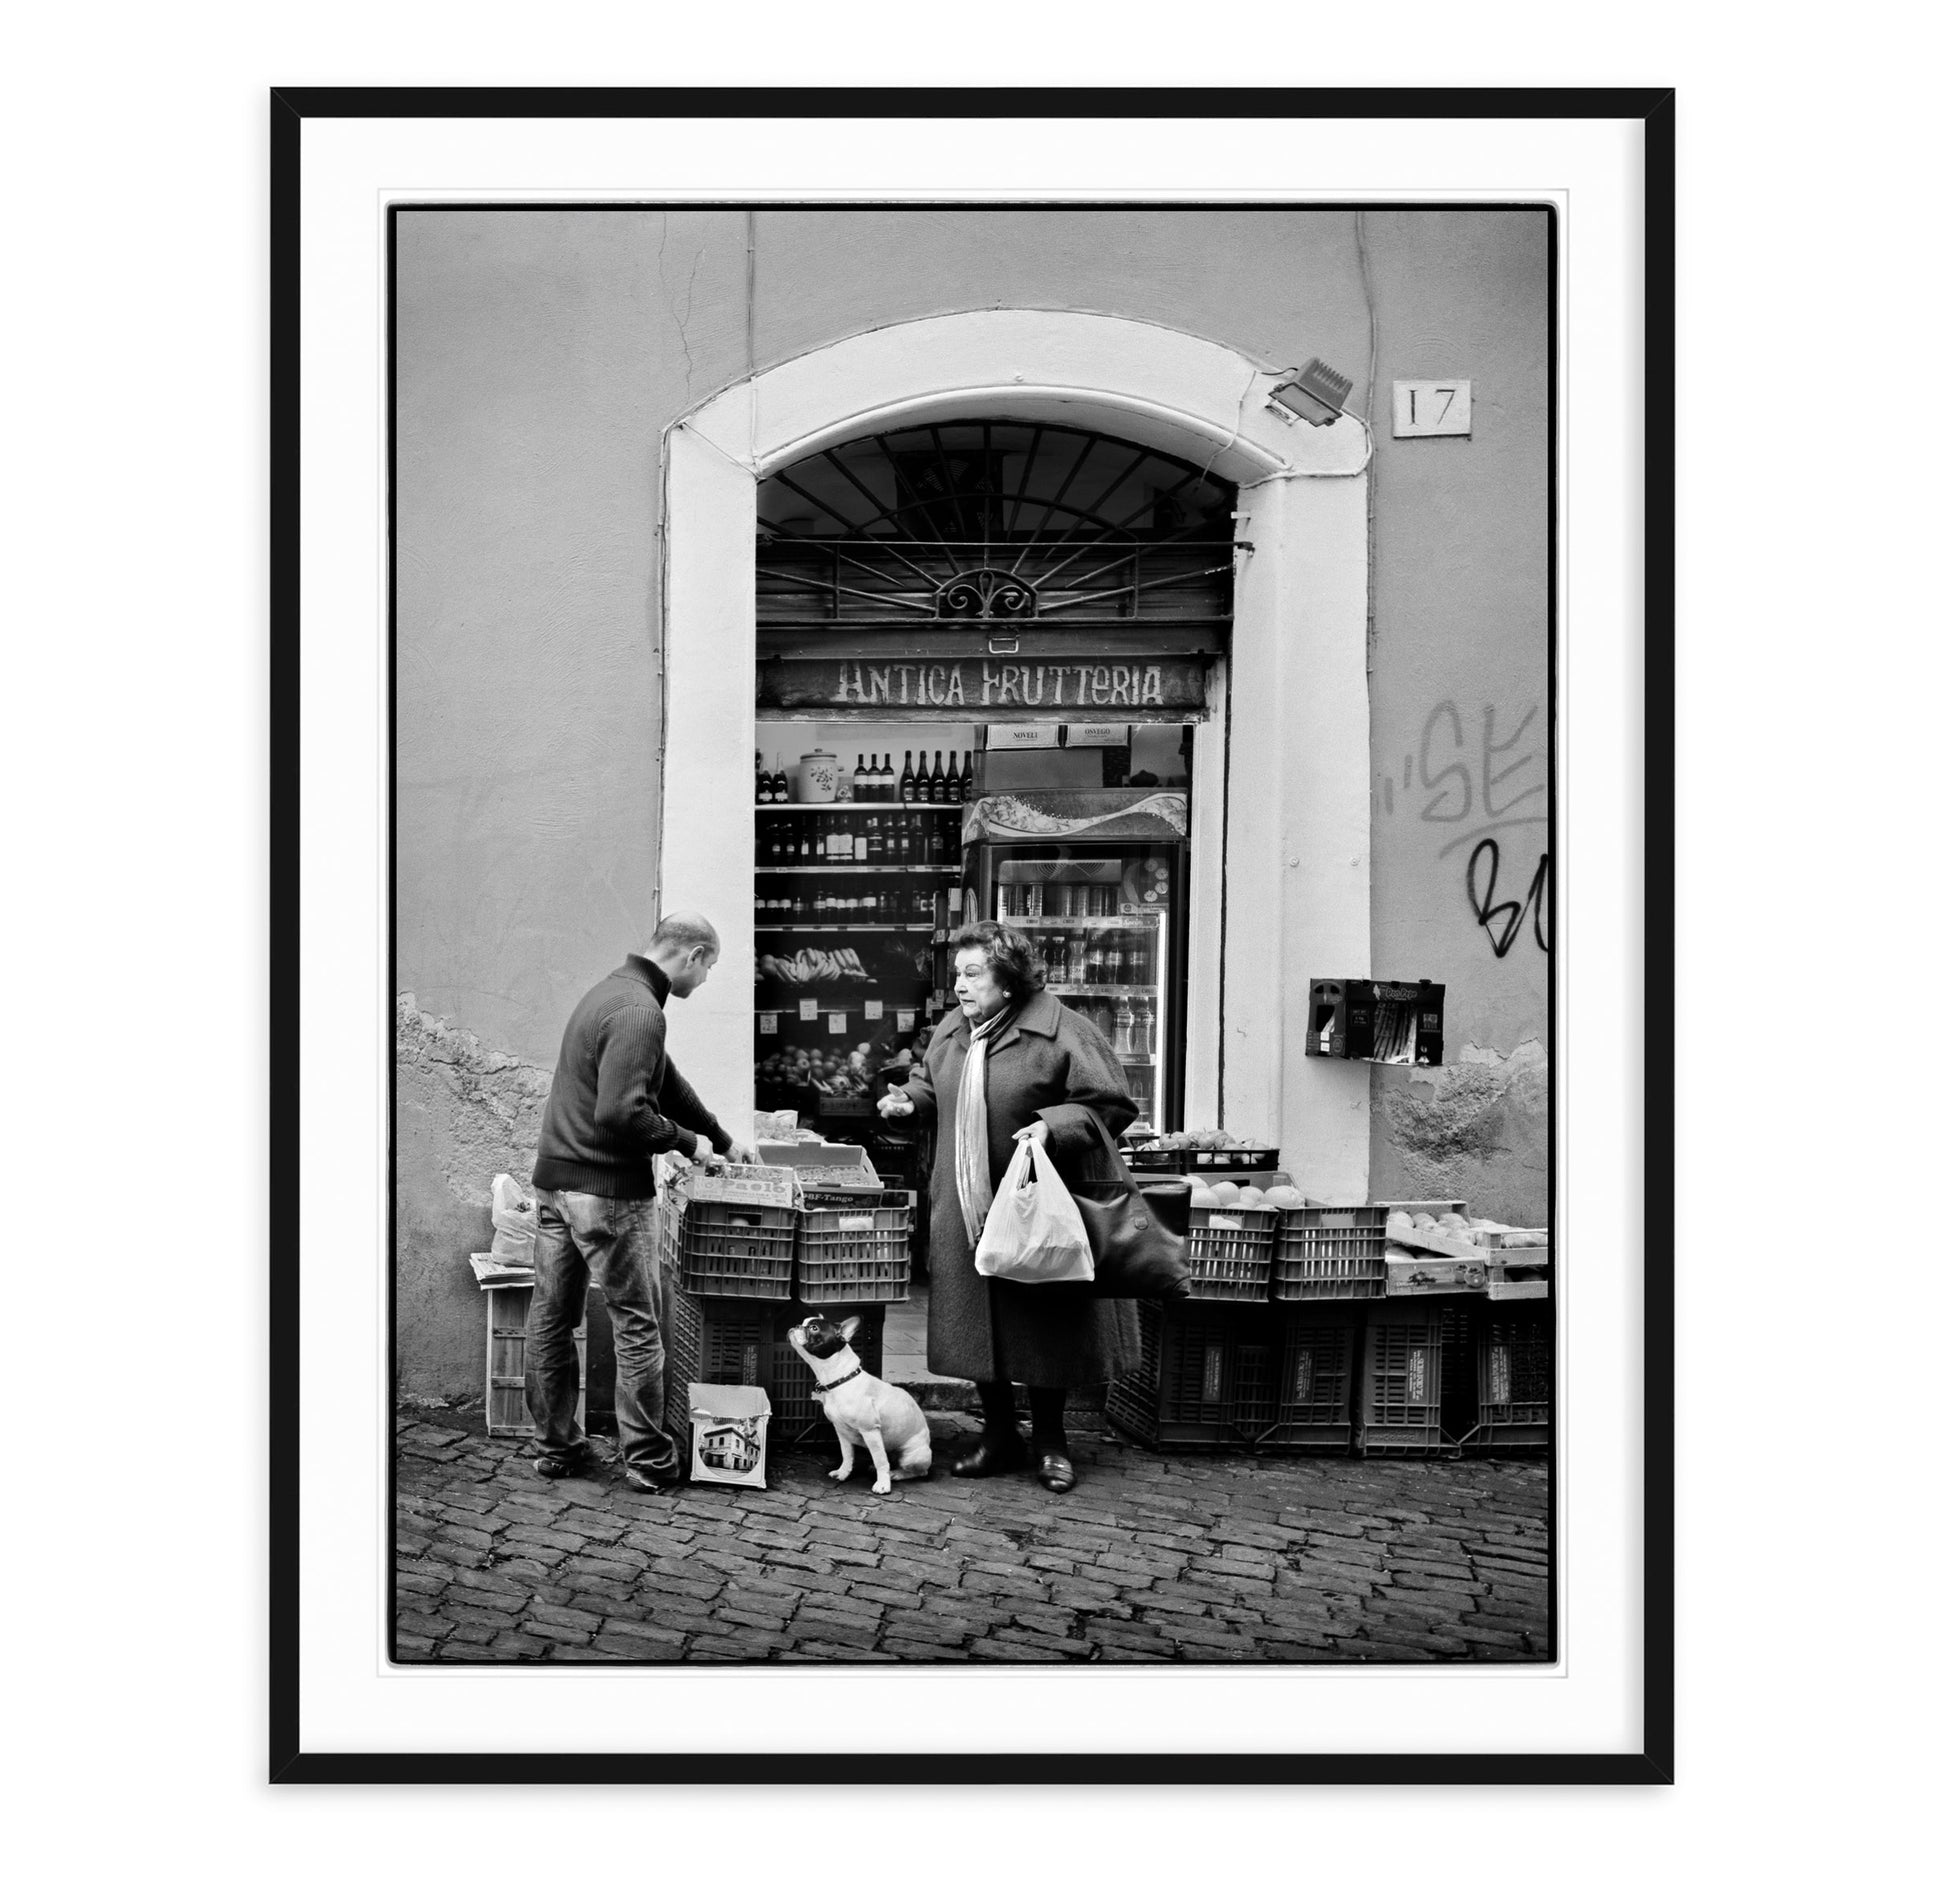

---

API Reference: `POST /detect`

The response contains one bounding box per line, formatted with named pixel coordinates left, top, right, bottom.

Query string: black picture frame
left=270, top=84, right=1673, bottom=1784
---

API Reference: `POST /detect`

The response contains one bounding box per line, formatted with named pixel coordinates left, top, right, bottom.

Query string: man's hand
left=689, top=1141, right=723, bottom=1172
left=725, top=1141, right=757, bottom=1165
left=878, top=1089, right=915, bottom=1118
left=1013, top=1120, right=1050, bottom=1146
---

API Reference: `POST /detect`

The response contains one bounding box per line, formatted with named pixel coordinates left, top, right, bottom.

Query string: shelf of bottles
left=752, top=746, right=975, bottom=1113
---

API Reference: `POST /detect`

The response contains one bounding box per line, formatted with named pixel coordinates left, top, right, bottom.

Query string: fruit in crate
left=1236, top=1185, right=1266, bottom=1205
left=1263, top=1185, right=1305, bottom=1208
left=1207, top=1181, right=1242, bottom=1207
left=1188, top=1185, right=1219, bottom=1208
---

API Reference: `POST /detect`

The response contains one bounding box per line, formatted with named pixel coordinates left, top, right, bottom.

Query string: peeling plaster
left=1380, top=1038, right=1548, bottom=1211
left=396, top=992, right=552, bottom=1204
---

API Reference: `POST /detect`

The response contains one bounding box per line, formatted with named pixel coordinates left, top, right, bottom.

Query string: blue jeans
left=524, top=1189, right=682, bottom=1479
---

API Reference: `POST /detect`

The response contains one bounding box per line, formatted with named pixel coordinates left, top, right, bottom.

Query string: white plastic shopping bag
left=974, top=1138, right=1095, bottom=1284
left=489, top=1173, right=537, bottom=1264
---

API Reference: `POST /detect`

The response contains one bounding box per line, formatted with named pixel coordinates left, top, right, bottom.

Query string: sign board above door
left=757, top=656, right=1209, bottom=721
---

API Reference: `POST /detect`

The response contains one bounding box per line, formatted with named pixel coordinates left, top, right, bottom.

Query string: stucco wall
left=393, top=207, right=1551, bottom=1393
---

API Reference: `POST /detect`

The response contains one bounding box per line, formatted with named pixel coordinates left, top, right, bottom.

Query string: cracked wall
left=395, top=994, right=615, bottom=1404
left=1369, top=1041, right=1549, bottom=1225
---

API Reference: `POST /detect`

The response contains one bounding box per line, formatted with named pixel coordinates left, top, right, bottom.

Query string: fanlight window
left=757, top=422, right=1236, bottom=625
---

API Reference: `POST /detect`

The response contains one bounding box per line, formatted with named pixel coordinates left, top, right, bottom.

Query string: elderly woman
left=877, top=920, right=1139, bottom=1493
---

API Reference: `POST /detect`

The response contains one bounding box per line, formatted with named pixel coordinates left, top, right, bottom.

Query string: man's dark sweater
left=531, top=956, right=732, bottom=1198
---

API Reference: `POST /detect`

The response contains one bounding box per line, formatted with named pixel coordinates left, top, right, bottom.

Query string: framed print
left=271, top=87, right=1672, bottom=1781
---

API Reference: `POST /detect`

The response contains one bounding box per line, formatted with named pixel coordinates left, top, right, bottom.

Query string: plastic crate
left=677, top=1198, right=798, bottom=1299
left=662, top=1281, right=887, bottom=1449
left=1105, top=1300, right=1284, bottom=1449
left=1258, top=1308, right=1357, bottom=1453
left=1466, top=1307, right=1551, bottom=1451
left=1358, top=1301, right=1477, bottom=1457
left=1124, top=1143, right=1281, bottom=1175
left=1272, top=1204, right=1387, bottom=1301
left=794, top=1191, right=914, bottom=1304
left=1185, top=1203, right=1279, bottom=1301
left=483, top=1284, right=586, bottom=1437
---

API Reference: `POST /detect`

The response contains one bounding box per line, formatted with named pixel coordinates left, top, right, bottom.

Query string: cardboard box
left=683, top=1382, right=772, bottom=1487
left=755, top=1139, right=881, bottom=1197
left=685, top=1160, right=798, bottom=1209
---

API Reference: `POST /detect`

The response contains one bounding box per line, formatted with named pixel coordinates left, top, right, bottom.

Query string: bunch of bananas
left=757, top=947, right=873, bottom=984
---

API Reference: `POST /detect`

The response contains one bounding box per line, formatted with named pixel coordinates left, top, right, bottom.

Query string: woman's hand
left=1013, top=1120, right=1050, bottom=1146
left=878, top=1089, right=915, bottom=1118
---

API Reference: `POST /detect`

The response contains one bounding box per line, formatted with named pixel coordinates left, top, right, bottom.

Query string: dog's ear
left=839, top=1315, right=861, bottom=1343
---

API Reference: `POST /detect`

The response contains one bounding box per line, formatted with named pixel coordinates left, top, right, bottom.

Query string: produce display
left=1384, top=1209, right=1548, bottom=1251
left=758, top=946, right=874, bottom=985
left=1135, top=1128, right=1273, bottom=1154
left=1188, top=1181, right=1306, bottom=1210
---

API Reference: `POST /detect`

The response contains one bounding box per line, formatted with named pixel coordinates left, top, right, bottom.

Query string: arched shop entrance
left=753, top=420, right=1237, bottom=1146
left=659, top=311, right=1374, bottom=1204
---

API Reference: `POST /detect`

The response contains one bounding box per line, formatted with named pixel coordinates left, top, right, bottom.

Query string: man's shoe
left=622, top=1462, right=685, bottom=1494
left=1035, top=1448, right=1077, bottom=1494
left=532, top=1444, right=598, bottom=1481
left=950, top=1429, right=1028, bottom=1478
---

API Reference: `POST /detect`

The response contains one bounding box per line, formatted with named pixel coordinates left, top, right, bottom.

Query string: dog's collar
left=810, top=1364, right=863, bottom=1396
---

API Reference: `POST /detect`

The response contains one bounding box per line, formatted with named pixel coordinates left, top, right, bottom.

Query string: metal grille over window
left=757, top=422, right=1237, bottom=626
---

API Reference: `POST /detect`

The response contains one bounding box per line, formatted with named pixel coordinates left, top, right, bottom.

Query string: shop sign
left=758, top=656, right=1207, bottom=718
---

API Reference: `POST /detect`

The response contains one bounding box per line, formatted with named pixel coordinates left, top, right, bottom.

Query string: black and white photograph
left=387, top=198, right=1559, bottom=1671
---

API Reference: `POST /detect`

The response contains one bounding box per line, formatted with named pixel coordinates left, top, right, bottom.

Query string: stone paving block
left=530, top=1601, right=608, bottom=1636
left=880, top=1637, right=973, bottom=1660
left=789, top=1613, right=880, bottom=1648
left=396, top=1569, right=448, bottom=1597
left=968, top=1637, right=1066, bottom=1662
left=427, top=1540, right=489, bottom=1569
left=600, top=1617, right=687, bottom=1649
left=959, top=1568, right=1050, bottom=1601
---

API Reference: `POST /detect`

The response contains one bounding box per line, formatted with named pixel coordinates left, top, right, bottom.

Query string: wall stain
left=397, top=992, right=552, bottom=1204
left=1379, top=1040, right=1548, bottom=1212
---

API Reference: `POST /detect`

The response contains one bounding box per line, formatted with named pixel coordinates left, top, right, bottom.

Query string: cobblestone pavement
left=395, top=1411, right=1550, bottom=1664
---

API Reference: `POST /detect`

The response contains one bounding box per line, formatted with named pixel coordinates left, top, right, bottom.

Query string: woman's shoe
left=1035, top=1448, right=1077, bottom=1493
left=950, top=1429, right=1028, bottom=1477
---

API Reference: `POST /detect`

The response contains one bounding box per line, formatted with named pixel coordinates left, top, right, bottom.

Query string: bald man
left=525, top=912, right=754, bottom=1492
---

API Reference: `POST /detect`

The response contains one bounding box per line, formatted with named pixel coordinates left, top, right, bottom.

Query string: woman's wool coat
left=900, top=988, right=1140, bottom=1388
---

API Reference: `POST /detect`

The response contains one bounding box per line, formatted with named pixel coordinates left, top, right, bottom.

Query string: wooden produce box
left=1486, top=1250, right=1551, bottom=1301
left=1384, top=1251, right=1490, bottom=1297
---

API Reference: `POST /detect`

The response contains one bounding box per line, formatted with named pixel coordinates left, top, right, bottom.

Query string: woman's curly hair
left=949, top=919, right=1046, bottom=1000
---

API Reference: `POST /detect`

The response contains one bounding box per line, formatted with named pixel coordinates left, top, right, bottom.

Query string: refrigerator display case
left=959, top=791, right=1190, bottom=1135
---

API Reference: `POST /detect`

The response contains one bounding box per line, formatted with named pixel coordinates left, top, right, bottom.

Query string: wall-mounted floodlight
left=1267, top=358, right=1354, bottom=426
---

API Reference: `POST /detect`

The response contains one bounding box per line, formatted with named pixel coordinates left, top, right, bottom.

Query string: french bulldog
left=784, top=1314, right=933, bottom=1495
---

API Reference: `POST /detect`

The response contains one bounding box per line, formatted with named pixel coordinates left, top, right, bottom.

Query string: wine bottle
left=867, top=753, right=884, bottom=801
left=944, top=750, right=961, bottom=803
left=961, top=750, right=975, bottom=802
left=851, top=753, right=867, bottom=801
left=916, top=750, right=934, bottom=802
left=756, top=752, right=769, bottom=804
left=932, top=752, right=946, bottom=807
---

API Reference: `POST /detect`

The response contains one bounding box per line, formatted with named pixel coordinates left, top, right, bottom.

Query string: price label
left=864, top=999, right=884, bottom=1020
left=759, top=1012, right=779, bottom=1035
left=827, top=1011, right=847, bottom=1034
left=798, top=999, right=818, bottom=1021
left=896, top=1009, right=916, bottom=1030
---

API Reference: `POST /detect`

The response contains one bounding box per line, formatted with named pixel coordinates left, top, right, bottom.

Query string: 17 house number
left=1392, top=379, right=1473, bottom=437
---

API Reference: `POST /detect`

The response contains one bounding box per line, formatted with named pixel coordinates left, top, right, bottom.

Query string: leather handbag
left=1042, top=1110, right=1194, bottom=1300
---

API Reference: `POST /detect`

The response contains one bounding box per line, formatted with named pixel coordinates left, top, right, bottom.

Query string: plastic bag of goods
left=974, top=1139, right=1095, bottom=1285
left=489, top=1173, right=537, bottom=1264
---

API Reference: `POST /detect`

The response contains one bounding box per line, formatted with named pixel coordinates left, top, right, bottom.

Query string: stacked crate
left=1358, top=1300, right=1478, bottom=1457
left=1465, top=1304, right=1552, bottom=1452
left=1105, top=1299, right=1356, bottom=1454
left=660, top=1176, right=908, bottom=1450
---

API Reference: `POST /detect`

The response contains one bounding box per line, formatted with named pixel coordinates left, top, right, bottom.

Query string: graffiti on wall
left=1379, top=700, right=1550, bottom=958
